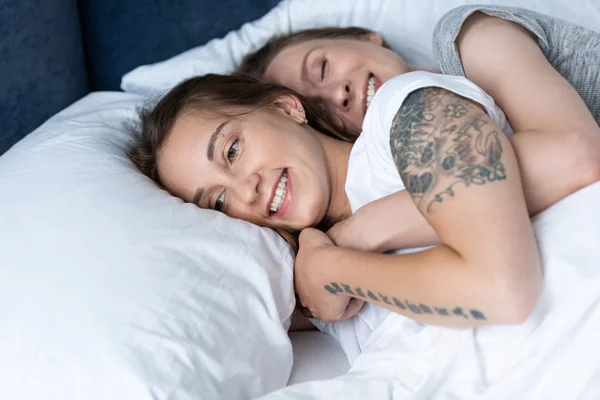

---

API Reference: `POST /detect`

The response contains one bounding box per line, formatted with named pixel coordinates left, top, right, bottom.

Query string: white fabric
left=0, top=92, right=296, bottom=400
left=348, top=71, right=513, bottom=213
left=287, top=331, right=349, bottom=385
left=258, top=158, right=600, bottom=397
left=311, top=71, right=513, bottom=364
left=121, top=0, right=600, bottom=97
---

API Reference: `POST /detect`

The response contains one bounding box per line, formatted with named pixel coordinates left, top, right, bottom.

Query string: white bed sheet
left=288, top=332, right=349, bottom=385
left=260, top=182, right=600, bottom=399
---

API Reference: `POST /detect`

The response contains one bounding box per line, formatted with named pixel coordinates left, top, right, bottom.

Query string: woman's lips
left=267, top=169, right=285, bottom=215
left=374, top=74, right=383, bottom=91
left=272, top=169, right=291, bottom=217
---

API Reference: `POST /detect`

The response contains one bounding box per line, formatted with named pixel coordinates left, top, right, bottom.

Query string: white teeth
left=270, top=171, right=288, bottom=213
left=366, top=76, right=376, bottom=109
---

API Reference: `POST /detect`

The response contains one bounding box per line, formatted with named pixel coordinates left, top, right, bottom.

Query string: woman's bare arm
left=318, top=87, right=542, bottom=326
left=457, top=13, right=600, bottom=211
left=325, top=189, right=438, bottom=253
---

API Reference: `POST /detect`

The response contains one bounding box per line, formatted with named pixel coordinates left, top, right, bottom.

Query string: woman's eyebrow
left=192, top=187, right=204, bottom=207
left=197, top=120, right=230, bottom=206
left=301, top=46, right=323, bottom=82
left=207, top=120, right=230, bottom=161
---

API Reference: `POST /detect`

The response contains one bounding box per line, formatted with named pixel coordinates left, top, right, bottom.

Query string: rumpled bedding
left=260, top=182, right=600, bottom=399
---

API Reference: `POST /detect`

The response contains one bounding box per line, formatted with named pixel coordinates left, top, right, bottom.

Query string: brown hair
left=237, top=26, right=388, bottom=79
left=128, top=73, right=351, bottom=252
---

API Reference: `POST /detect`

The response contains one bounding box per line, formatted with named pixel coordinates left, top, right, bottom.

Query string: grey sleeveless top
left=432, top=5, right=600, bottom=127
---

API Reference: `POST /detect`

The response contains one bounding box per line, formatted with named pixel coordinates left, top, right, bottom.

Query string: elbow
left=500, top=293, right=539, bottom=325
left=566, top=129, right=600, bottom=193
left=582, top=158, right=600, bottom=189
left=493, top=268, right=543, bottom=325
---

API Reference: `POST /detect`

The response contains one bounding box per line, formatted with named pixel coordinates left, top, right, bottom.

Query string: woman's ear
left=360, top=31, right=383, bottom=46
left=274, top=95, right=307, bottom=125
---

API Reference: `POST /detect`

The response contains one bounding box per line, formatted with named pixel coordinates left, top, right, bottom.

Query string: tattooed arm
left=311, top=87, right=542, bottom=326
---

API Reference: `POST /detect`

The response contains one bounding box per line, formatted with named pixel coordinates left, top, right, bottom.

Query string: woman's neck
left=318, top=134, right=353, bottom=230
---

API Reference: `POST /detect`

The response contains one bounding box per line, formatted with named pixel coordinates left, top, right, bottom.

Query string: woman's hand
left=294, top=227, right=364, bottom=323
left=326, top=216, right=372, bottom=252
left=326, top=210, right=385, bottom=253
left=326, top=191, right=439, bottom=253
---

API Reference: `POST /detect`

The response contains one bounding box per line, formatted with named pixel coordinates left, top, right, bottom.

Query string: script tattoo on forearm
left=324, top=282, right=486, bottom=320
left=390, top=87, right=506, bottom=214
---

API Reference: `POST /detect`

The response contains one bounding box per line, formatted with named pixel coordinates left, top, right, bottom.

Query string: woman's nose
left=234, top=173, right=260, bottom=205
left=326, top=80, right=352, bottom=111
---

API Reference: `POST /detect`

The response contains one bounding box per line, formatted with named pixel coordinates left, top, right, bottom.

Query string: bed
left=1, top=0, right=599, bottom=399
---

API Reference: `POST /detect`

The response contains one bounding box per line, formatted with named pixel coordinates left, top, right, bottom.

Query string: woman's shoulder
left=366, top=72, right=486, bottom=129
left=432, top=5, right=552, bottom=76
left=363, top=71, right=510, bottom=142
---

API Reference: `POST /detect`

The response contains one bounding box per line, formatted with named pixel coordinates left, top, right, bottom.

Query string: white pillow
left=121, top=0, right=600, bottom=97
left=0, top=92, right=295, bottom=400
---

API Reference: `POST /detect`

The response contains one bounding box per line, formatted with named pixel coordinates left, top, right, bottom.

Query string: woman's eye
left=214, top=192, right=225, bottom=212
left=227, top=140, right=239, bottom=162
left=320, top=58, right=328, bottom=81
left=227, top=140, right=239, bottom=161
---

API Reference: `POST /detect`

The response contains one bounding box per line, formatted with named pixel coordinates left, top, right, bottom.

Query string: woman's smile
left=364, top=73, right=383, bottom=114
left=269, top=168, right=292, bottom=217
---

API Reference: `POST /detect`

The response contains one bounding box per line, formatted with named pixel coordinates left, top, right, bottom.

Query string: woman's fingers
left=307, top=298, right=363, bottom=322
left=343, top=298, right=365, bottom=319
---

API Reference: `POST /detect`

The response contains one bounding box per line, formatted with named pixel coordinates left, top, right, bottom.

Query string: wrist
left=319, top=245, right=354, bottom=295
left=348, top=209, right=391, bottom=253
left=320, top=245, right=377, bottom=298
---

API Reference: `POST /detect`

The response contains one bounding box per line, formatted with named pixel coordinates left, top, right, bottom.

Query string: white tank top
left=312, top=71, right=514, bottom=365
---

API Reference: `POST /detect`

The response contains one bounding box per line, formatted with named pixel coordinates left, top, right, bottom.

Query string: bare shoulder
left=453, top=12, right=571, bottom=132
left=390, top=86, right=507, bottom=215
left=455, top=12, right=542, bottom=88
left=457, top=12, right=537, bottom=50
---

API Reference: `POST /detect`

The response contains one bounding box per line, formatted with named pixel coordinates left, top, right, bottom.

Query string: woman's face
left=265, top=34, right=413, bottom=136
left=158, top=102, right=333, bottom=232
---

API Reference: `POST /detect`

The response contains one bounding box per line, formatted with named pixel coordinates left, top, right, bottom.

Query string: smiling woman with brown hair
left=128, top=5, right=600, bottom=337
left=128, top=67, right=548, bottom=331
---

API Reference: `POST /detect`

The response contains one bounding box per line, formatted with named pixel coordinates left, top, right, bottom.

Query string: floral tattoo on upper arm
left=390, top=87, right=507, bottom=214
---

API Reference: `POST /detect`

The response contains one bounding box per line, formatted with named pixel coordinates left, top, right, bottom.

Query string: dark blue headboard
left=78, top=0, right=280, bottom=91
left=0, top=0, right=88, bottom=154
left=0, top=0, right=281, bottom=155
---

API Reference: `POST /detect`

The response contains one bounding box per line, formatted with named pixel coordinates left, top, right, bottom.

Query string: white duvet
left=259, top=182, right=600, bottom=399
